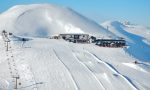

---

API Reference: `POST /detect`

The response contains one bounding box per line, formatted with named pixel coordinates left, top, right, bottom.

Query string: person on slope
left=21, top=38, right=26, bottom=47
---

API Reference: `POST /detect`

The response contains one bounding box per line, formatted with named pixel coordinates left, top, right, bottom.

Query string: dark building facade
left=59, top=34, right=90, bottom=43
left=95, top=39, right=126, bottom=47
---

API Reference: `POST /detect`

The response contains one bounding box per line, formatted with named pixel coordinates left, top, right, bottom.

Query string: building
left=90, top=36, right=97, bottom=43
left=95, top=39, right=126, bottom=47
left=59, top=34, right=90, bottom=43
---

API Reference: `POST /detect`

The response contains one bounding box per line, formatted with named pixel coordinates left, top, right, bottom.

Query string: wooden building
left=59, top=34, right=90, bottom=43
left=95, top=39, right=126, bottom=47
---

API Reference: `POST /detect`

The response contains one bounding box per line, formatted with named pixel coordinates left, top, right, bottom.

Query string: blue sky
left=0, top=0, right=150, bottom=27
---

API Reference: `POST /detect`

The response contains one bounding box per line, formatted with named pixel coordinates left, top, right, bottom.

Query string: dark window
left=74, top=35, right=79, bottom=39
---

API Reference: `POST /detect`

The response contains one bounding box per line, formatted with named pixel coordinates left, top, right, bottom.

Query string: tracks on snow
left=85, top=50, right=138, bottom=90
left=53, top=49, right=80, bottom=90
left=71, top=50, right=106, bottom=90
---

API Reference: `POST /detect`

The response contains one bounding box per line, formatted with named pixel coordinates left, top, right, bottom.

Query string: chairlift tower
left=6, top=40, right=10, bottom=51
left=2, top=30, right=43, bottom=90
left=2, top=30, right=21, bottom=89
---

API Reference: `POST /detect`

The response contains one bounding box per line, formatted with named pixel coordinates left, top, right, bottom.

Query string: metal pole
left=15, top=77, right=17, bottom=89
left=13, top=76, right=19, bottom=89
left=6, top=41, right=9, bottom=51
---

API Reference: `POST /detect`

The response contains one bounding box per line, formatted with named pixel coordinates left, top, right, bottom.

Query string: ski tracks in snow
left=85, top=50, right=138, bottom=90
left=71, top=50, right=106, bottom=90
left=53, top=49, right=80, bottom=90
left=53, top=48, right=105, bottom=90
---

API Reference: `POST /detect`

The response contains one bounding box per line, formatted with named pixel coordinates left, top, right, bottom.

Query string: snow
left=0, top=78, right=9, bottom=90
left=122, top=63, right=148, bottom=73
left=0, top=35, right=150, bottom=90
left=0, top=4, right=150, bottom=90
left=125, top=25, right=150, bottom=40
left=143, top=39, right=150, bottom=45
left=0, top=4, right=114, bottom=38
left=101, top=21, right=150, bottom=62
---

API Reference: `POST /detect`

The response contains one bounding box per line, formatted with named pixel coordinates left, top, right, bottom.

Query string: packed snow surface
left=0, top=37, right=150, bottom=90
left=0, top=4, right=150, bottom=90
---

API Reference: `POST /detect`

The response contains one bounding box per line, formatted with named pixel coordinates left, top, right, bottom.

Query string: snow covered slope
left=0, top=4, right=150, bottom=90
left=0, top=4, right=114, bottom=37
left=0, top=37, right=150, bottom=90
left=101, top=21, right=150, bottom=62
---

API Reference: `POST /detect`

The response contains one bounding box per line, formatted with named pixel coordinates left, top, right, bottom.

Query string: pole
left=6, top=41, right=9, bottom=51
left=13, top=76, right=20, bottom=89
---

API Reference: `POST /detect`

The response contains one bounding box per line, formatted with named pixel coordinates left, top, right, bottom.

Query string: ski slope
left=0, top=36, right=150, bottom=90
left=0, top=4, right=150, bottom=90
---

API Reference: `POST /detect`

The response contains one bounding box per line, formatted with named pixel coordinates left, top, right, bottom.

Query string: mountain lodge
left=59, top=34, right=90, bottom=43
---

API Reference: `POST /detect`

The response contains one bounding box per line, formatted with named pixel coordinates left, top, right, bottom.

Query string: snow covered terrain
left=101, top=21, right=150, bottom=62
left=0, top=4, right=150, bottom=90
left=0, top=4, right=114, bottom=38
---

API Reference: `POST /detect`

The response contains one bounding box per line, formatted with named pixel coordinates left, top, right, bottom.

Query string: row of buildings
left=50, top=33, right=126, bottom=48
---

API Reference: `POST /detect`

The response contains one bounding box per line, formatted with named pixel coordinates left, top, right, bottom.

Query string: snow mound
left=0, top=4, right=114, bottom=37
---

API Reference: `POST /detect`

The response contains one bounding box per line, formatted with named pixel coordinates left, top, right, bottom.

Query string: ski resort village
left=0, top=4, right=150, bottom=90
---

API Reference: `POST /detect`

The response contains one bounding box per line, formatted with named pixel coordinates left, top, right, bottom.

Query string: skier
left=134, top=61, right=138, bottom=64
left=21, top=38, right=26, bottom=47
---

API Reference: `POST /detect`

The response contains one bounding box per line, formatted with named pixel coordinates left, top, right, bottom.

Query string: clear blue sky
left=0, top=0, right=150, bottom=27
